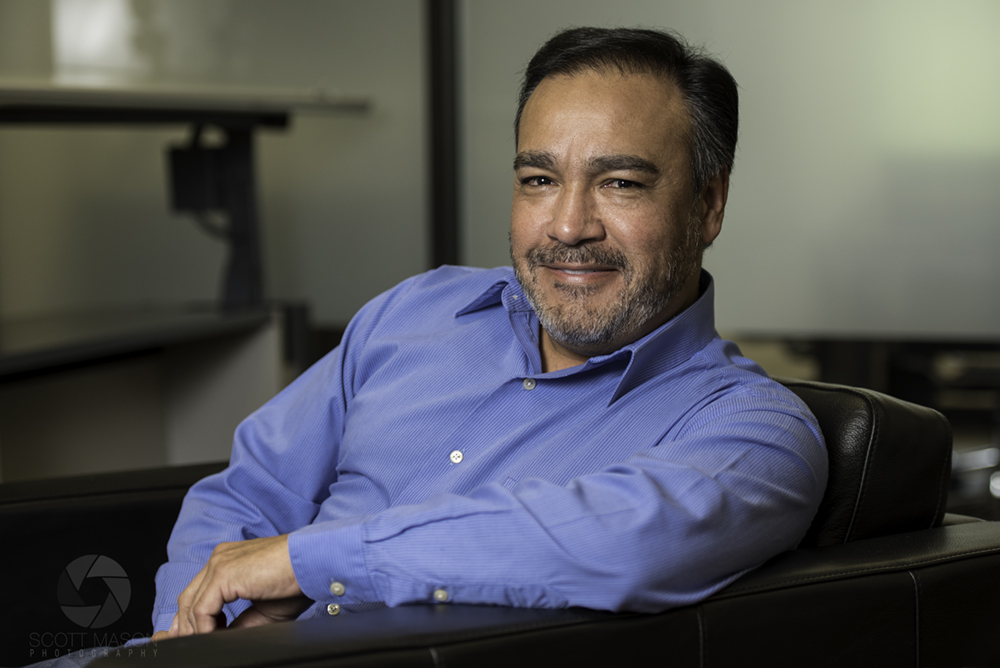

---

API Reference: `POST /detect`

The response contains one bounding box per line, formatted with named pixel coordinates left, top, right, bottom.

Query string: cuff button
left=433, top=589, right=449, bottom=603
left=330, top=581, right=346, bottom=596
left=327, top=603, right=341, bottom=616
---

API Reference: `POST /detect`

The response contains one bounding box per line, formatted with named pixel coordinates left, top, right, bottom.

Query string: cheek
left=602, top=210, right=674, bottom=254
left=508, top=221, right=531, bottom=262
left=510, top=199, right=546, bottom=246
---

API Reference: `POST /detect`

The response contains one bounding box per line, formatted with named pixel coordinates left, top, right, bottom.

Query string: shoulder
left=335, top=265, right=513, bottom=364
left=353, top=265, right=512, bottom=328
left=672, top=338, right=825, bottom=445
left=397, top=265, right=513, bottom=298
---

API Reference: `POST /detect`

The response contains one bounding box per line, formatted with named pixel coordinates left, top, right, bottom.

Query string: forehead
left=517, top=69, right=691, bottom=158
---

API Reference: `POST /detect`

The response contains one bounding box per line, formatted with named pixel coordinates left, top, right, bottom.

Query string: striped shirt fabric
left=153, top=266, right=826, bottom=631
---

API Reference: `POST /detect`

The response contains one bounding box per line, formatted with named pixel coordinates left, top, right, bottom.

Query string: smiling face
left=510, top=69, right=726, bottom=368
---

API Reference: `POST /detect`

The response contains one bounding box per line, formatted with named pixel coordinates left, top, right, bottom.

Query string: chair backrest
left=776, top=378, right=952, bottom=548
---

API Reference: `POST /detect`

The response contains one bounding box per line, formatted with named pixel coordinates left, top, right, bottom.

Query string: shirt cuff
left=153, top=612, right=176, bottom=635
left=289, top=516, right=381, bottom=605
left=152, top=562, right=202, bottom=630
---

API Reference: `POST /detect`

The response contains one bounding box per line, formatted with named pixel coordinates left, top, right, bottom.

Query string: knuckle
left=210, top=542, right=231, bottom=557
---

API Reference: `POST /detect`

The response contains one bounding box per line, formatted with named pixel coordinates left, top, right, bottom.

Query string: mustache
left=525, top=244, right=629, bottom=271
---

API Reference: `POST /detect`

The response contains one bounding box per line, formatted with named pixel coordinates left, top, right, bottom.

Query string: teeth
left=562, top=269, right=593, bottom=275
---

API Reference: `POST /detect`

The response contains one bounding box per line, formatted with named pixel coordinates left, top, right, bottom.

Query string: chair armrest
left=0, top=463, right=225, bottom=667
left=941, top=512, right=985, bottom=526
left=718, top=516, right=1000, bottom=598
left=0, top=461, right=226, bottom=505
left=98, top=522, right=1000, bottom=668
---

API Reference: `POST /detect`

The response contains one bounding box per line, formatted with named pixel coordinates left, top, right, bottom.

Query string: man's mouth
left=540, top=264, right=620, bottom=290
left=523, top=245, right=629, bottom=282
left=548, top=264, right=614, bottom=273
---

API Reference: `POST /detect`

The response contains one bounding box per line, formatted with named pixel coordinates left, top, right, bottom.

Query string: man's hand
left=168, top=535, right=307, bottom=636
left=229, top=596, right=314, bottom=629
left=157, top=597, right=311, bottom=640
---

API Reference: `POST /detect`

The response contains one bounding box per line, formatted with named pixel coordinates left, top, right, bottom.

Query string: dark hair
left=515, top=27, right=739, bottom=193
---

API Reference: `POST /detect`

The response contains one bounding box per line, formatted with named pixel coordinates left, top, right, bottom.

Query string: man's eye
left=521, top=176, right=554, bottom=187
left=607, top=179, right=641, bottom=189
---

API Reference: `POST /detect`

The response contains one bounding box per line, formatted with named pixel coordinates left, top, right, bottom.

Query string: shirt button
left=522, top=378, right=536, bottom=390
left=449, top=450, right=464, bottom=464
left=327, top=603, right=341, bottom=616
left=329, top=581, right=345, bottom=596
left=433, top=589, right=449, bottom=602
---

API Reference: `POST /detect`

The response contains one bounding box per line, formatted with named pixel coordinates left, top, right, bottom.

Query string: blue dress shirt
left=153, top=266, right=827, bottom=631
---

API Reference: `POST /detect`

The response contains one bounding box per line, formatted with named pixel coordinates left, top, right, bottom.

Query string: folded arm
left=288, top=399, right=826, bottom=613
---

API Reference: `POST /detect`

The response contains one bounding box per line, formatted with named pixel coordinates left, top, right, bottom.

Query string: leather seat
left=1, top=380, right=996, bottom=667
left=779, top=378, right=952, bottom=546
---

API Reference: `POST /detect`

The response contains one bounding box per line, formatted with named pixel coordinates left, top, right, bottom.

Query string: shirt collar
left=608, top=271, right=717, bottom=403
left=455, top=272, right=516, bottom=316
left=456, top=268, right=718, bottom=404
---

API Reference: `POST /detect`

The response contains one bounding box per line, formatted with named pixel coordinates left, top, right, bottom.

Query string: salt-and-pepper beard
left=511, top=215, right=703, bottom=356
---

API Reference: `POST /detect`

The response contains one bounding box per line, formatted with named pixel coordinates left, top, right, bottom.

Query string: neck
left=537, top=272, right=704, bottom=373
left=539, top=330, right=590, bottom=373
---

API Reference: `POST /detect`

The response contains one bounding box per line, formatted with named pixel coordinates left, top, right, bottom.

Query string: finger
left=187, top=543, right=245, bottom=634
left=176, top=567, right=208, bottom=636
left=188, top=543, right=240, bottom=634
left=177, top=571, right=205, bottom=636
left=167, top=615, right=179, bottom=638
left=191, top=579, right=229, bottom=634
left=151, top=631, right=170, bottom=642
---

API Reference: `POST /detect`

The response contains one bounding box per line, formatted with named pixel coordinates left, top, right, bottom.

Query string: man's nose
left=546, top=187, right=605, bottom=246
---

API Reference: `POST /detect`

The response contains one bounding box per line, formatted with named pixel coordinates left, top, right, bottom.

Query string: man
left=155, top=27, right=826, bottom=639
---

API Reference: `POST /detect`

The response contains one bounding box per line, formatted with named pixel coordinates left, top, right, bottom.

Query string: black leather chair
left=2, top=379, right=998, bottom=667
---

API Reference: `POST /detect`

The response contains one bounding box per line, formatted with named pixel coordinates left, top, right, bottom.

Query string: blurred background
left=0, top=0, right=997, bottom=515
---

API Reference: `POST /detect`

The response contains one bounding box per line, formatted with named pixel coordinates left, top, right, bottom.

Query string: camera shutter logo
left=57, top=555, right=131, bottom=628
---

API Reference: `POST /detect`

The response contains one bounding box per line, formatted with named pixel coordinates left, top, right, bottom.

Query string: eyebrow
left=513, top=151, right=661, bottom=177
left=588, top=154, right=661, bottom=176
left=513, top=151, right=556, bottom=172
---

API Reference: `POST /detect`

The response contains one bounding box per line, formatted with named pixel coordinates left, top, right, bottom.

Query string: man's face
left=510, top=70, right=721, bottom=360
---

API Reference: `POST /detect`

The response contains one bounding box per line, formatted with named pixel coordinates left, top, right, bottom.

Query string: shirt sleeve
left=149, top=353, right=343, bottom=631
left=150, top=281, right=404, bottom=633
left=287, top=390, right=827, bottom=613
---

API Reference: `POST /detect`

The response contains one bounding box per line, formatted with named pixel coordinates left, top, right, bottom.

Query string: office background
left=2, top=0, right=997, bottom=333
left=0, top=0, right=997, bottom=488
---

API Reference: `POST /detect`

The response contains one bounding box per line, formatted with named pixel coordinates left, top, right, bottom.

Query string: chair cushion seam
left=909, top=569, right=921, bottom=667
left=843, top=392, right=880, bottom=543
left=928, top=411, right=952, bottom=528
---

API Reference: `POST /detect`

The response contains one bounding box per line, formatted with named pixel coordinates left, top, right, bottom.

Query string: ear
left=698, top=168, right=729, bottom=247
